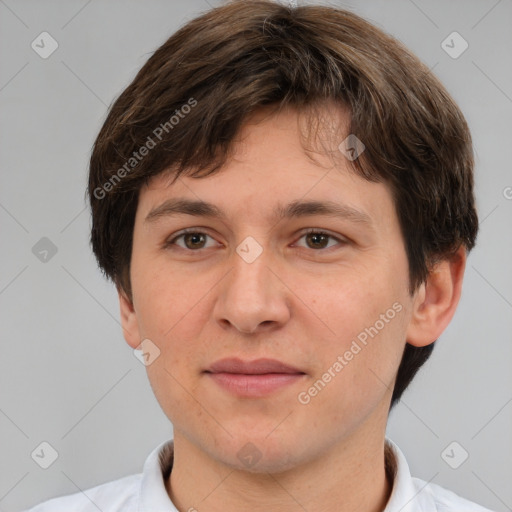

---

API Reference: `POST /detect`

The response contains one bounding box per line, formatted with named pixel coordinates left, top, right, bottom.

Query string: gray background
left=1, top=0, right=511, bottom=511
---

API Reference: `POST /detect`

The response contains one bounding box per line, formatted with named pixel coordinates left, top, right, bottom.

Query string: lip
left=205, top=358, right=306, bottom=398
left=207, top=357, right=303, bottom=375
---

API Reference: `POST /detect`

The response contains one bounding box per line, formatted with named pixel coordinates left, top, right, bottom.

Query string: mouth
left=204, top=358, right=306, bottom=398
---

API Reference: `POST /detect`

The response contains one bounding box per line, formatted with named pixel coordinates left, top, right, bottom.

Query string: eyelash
left=164, top=228, right=347, bottom=252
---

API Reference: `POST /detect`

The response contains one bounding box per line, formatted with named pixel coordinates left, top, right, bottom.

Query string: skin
left=119, top=105, right=466, bottom=512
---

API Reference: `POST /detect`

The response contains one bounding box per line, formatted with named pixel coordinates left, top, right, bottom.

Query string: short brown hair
left=88, top=0, right=478, bottom=408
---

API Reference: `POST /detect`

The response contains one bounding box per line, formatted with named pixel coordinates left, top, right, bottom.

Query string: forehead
left=136, top=106, right=396, bottom=230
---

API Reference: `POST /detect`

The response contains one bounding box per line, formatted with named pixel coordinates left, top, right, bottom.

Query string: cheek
left=307, top=265, right=396, bottom=335
left=131, top=254, right=204, bottom=338
left=298, top=307, right=407, bottom=437
left=305, top=265, right=409, bottom=400
left=131, top=263, right=213, bottom=401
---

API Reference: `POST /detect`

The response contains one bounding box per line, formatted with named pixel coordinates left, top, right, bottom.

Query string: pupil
left=186, top=233, right=204, bottom=249
left=308, top=233, right=327, bottom=249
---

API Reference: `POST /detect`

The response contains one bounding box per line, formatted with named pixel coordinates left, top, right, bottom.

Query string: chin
left=212, top=435, right=305, bottom=475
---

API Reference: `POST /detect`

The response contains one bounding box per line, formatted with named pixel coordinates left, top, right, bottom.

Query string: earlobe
left=118, top=287, right=142, bottom=349
left=406, top=247, right=467, bottom=348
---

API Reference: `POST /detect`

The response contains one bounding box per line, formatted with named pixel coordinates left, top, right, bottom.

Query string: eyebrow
left=144, top=197, right=373, bottom=226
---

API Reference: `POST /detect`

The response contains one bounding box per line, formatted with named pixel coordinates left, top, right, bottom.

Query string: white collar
left=138, top=439, right=177, bottom=511
left=383, top=438, right=436, bottom=511
left=136, top=438, right=470, bottom=512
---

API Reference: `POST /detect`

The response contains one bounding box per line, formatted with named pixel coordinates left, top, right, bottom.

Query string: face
left=121, top=106, right=422, bottom=473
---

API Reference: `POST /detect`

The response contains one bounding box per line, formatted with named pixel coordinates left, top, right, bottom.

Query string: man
left=26, top=1, right=493, bottom=510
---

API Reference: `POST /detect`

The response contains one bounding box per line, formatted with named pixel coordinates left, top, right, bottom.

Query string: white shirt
left=25, top=438, right=495, bottom=512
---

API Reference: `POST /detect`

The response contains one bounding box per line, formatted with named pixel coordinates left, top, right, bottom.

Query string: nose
left=213, top=243, right=291, bottom=334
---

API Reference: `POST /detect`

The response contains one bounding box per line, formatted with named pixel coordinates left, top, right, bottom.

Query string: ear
left=406, top=246, right=467, bottom=347
left=118, top=287, right=142, bottom=349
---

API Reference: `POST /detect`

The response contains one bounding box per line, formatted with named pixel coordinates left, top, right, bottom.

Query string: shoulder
left=411, top=477, right=496, bottom=512
left=24, top=473, right=141, bottom=512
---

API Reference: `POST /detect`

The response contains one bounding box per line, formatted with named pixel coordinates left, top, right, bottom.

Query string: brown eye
left=305, top=232, right=330, bottom=249
left=295, top=230, right=346, bottom=251
left=165, top=230, right=217, bottom=251
left=182, top=232, right=207, bottom=249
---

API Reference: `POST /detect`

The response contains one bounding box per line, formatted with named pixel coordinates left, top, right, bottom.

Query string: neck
left=167, top=426, right=393, bottom=512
